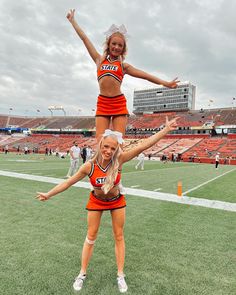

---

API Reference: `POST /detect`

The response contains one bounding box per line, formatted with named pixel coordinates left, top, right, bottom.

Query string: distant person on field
left=81, top=145, right=87, bottom=164
left=135, top=152, right=145, bottom=170
left=24, top=146, right=28, bottom=155
left=66, top=141, right=81, bottom=177
left=215, top=152, right=220, bottom=169
left=86, top=145, right=92, bottom=161
left=4, top=144, right=9, bottom=154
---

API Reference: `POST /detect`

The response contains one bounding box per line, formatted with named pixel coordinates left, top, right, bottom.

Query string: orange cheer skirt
left=96, top=94, right=129, bottom=116
left=86, top=191, right=126, bottom=211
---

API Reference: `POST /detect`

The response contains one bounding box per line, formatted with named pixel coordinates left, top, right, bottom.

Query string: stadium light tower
left=48, top=105, right=66, bottom=116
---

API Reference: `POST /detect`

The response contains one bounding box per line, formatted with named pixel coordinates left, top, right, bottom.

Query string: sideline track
left=0, top=170, right=235, bottom=213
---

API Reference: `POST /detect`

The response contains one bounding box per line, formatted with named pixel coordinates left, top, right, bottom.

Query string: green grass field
left=0, top=153, right=236, bottom=295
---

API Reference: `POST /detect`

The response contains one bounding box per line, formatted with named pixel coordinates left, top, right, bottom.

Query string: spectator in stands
left=66, top=141, right=81, bottom=177
left=67, top=9, right=179, bottom=141
left=211, top=126, right=217, bottom=137
left=215, top=152, right=220, bottom=169
left=36, top=116, right=178, bottom=293
left=135, top=152, right=145, bottom=170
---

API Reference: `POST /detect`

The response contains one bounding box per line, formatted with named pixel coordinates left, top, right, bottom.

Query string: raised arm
left=124, top=63, right=179, bottom=88
left=36, top=162, right=91, bottom=201
left=119, top=117, right=179, bottom=164
left=67, top=9, right=101, bottom=64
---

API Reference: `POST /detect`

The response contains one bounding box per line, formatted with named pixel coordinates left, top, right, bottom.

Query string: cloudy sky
left=0, top=0, right=236, bottom=117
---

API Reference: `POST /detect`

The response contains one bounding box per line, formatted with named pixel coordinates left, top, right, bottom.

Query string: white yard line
left=183, top=168, right=236, bottom=194
left=0, top=170, right=91, bottom=189
left=0, top=167, right=67, bottom=172
left=0, top=170, right=235, bottom=212
left=130, top=185, right=140, bottom=188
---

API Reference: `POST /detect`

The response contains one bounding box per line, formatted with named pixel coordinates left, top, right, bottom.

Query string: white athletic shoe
left=73, top=274, right=86, bottom=291
left=117, top=275, right=128, bottom=293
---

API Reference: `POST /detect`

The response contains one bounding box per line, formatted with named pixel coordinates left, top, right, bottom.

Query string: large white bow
left=102, top=129, right=124, bottom=144
left=104, top=24, right=129, bottom=39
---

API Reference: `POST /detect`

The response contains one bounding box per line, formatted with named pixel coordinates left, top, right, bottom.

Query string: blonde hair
left=92, top=136, right=122, bottom=194
left=101, top=32, right=128, bottom=63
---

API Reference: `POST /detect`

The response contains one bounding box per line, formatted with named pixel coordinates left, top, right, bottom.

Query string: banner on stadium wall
left=0, top=127, right=29, bottom=132
left=216, top=125, right=236, bottom=129
left=190, top=126, right=209, bottom=130
left=31, top=128, right=95, bottom=132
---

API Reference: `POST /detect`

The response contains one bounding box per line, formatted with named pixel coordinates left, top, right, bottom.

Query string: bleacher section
left=183, top=138, right=228, bottom=158
left=155, top=137, right=203, bottom=156
left=1, top=108, right=236, bottom=163
left=1, top=108, right=236, bottom=131
left=0, top=134, right=24, bottom=147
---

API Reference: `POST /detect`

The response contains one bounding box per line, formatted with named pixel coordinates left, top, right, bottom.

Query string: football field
left=0, top=153, right=235, bottom=294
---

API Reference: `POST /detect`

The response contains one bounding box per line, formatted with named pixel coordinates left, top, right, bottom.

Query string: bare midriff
left=98, top=76, right=122, bottom=97
left=93, top=185, right=120, bottom=200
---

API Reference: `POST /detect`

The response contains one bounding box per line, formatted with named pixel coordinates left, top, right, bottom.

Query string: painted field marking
left=183, top=168, right=236, bottom=194
left=0, top=170, right=235, bottom=212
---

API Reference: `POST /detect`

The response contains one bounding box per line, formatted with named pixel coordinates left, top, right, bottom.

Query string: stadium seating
left=1, top=108, right=236, bottom=164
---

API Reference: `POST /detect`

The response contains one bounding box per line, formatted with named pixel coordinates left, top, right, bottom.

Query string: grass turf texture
left=1, top=153, right=236, bottom=202
left=1, top=159, right=236, bottom=294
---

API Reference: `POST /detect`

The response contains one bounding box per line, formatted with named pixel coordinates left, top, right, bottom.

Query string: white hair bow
left=104, top=24, right=129, bottom=39
left=102, top=129, right=124, bottom=144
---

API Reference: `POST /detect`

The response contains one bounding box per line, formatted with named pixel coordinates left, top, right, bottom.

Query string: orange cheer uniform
left=86, top=160, right=126, bottom=211
left=96, top=56, right=129, bottom=116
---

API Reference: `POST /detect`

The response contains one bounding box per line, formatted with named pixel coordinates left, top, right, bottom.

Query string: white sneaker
left=73, top=274, right=86, bottom=291
left=117, top=275, right=128, bottom=293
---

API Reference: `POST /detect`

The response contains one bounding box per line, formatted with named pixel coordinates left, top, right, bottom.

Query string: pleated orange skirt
left=96, top=94, right=129, bottom=116
left=86, top=191, right=126, bottom=211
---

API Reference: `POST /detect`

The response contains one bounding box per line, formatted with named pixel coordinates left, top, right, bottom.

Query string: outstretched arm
left=36, top=162, right=91, bottom=201
left=67, top=9, right=101, bottom=64
left=119, top=117, right=179, bottom=164
left=124, top=63, right=179, bottom=88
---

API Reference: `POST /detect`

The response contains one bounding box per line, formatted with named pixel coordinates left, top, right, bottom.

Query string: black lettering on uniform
left=101, top=65, right=118, bottom=71
left=96, top=177, right=106, bottom=184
